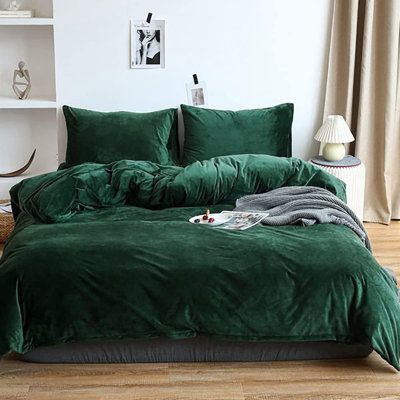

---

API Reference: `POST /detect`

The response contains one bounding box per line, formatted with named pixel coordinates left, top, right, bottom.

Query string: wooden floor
left=0, top=222, right=399, bottom=400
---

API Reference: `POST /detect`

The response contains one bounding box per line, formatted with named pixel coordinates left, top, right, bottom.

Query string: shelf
left=0, top=172, right=40, bottom=184
left=0, top=172, right=43, bottom=197
left=0, top=18, right=54, bottom=26
left=0, top=0, right=58, bottom=200
left=0, top=97, right=57, bottom=109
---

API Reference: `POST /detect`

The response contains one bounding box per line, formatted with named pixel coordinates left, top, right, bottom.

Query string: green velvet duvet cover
left=0, top=155, right=399, bottom=370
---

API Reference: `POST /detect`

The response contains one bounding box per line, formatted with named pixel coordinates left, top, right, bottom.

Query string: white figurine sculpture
left=12, top=61, right=31, bottom=100
left=8, top=1, right=20, bottom=11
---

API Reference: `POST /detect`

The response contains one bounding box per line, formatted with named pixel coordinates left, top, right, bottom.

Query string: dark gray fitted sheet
left=17, top=337, right=373, bottom=364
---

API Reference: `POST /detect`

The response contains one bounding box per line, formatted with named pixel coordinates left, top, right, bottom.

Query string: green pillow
left=181, top=103, right=293, bottom=165
left=63, top=106, right=179, bottom=167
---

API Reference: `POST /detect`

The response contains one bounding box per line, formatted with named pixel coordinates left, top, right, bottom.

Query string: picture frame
left=131, top=19, right=165, bottom=69
left=186, top=81, right=208, bottom=107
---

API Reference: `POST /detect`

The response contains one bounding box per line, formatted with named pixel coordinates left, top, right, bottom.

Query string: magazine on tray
left=216, top=211, right=269, bottom=231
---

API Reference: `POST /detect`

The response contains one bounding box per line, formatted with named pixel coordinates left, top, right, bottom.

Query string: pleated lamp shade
left=314, top=115, right=355, bottom=143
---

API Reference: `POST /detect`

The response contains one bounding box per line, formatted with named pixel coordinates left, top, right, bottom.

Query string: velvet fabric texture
left=63, top=106, right=179, bottom=167
left=181, top=103, right=294, bottom=165
left=10, top=155, right=345, bottom=223
left=1, top=155, right=399, bottom=370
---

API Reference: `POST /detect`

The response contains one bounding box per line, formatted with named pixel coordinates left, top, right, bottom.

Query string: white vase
left=322, top=143, right=345, bottom=161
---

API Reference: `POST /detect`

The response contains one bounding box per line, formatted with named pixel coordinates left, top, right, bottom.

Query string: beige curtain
left=323, top=0, right=400, bottom=224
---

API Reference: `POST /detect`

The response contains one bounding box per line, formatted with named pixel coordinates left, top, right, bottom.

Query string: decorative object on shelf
left=0, top=200, right=14, bottom=243
left=0, top=9, right=34, bottom=17
left=0, top=149, right=36, bottom=178
left=0, top=1, right=34, bottom=18
left=12, top=61, right=31, bottom=100
left=8, top=1, right=20, bottom=11
left=314, top=115, right=355, bottom=161
left=130, top=17, right=165, bottom=69
left=310, top=155, right=365, bottom=221
left=186, top=74, right=208, bottom=107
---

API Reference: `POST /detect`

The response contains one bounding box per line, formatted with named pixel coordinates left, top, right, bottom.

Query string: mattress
left=17, top=337, right=373, bottom=364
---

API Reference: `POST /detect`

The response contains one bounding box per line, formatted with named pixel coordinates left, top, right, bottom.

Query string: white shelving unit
left=0, top=17, right=54, bottom=25
left=0, top=0, right=57, bottom=199
left=0, top=96, right=57, bottom=109
left=0, top=172, right=38, bottom=186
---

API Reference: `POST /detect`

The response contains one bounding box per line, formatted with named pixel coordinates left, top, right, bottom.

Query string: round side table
left=310, top=156, right=365, bottom=222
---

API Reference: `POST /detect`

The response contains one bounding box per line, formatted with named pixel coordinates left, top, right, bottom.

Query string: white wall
left=54, top=0, right=333, bottom=161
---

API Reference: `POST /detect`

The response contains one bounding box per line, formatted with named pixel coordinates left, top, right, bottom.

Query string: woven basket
left=0, top=200, right=14, bottom=243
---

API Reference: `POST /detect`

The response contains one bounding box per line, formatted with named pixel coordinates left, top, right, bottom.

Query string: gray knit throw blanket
left=235, top=186, right=371, bottom=251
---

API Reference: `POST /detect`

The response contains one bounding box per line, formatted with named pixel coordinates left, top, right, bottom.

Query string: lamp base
left=322, top=143, right=345, bottom=161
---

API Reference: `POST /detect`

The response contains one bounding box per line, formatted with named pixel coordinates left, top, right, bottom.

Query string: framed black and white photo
left=186, top=81, right=208, bottom=107
left=131, top=20, right=165, bottom=69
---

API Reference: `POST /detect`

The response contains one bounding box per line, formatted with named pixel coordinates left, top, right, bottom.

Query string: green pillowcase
left=63, top=106, right=179, bottom=167
left=181, top=103, right=294, bottom=165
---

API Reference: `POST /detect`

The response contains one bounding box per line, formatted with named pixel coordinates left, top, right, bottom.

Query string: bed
left=0, top=154, right=399, bottom=369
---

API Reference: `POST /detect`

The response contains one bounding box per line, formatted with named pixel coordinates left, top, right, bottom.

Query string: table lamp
left=314, top=115, right=355, bottom=161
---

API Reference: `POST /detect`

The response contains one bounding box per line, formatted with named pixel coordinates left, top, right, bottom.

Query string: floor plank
left=367, top=221, right=400, bottom=279
left=0, top=222, right=399, bottom=399
left=27, top=382, right=244, bottom=400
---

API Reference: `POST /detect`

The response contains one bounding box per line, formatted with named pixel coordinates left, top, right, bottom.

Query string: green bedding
left=0, top=155, right=399, bottom=370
